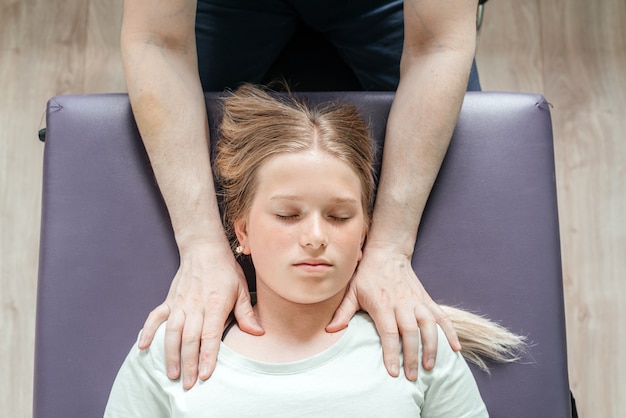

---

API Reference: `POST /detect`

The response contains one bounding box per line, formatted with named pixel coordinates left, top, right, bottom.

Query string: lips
left=293, top=259, right=333, bottom=273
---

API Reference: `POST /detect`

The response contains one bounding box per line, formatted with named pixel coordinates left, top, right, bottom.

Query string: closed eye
left=276, top=214, right=299, bottom=221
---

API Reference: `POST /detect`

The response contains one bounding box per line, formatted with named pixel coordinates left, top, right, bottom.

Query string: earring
left=235, top=245, right=244, bottom=255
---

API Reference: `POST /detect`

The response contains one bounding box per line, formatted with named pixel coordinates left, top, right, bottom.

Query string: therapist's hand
left=138, top=242, right=264, bottom=390
left=327, top=245, right=461, bottom=381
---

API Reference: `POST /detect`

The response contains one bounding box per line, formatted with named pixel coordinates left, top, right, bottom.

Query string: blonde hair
left=442, top=306, right=526, bottom=372
left=213, top=84, right=526, bottom=371
left=214, top=84, right=376, bottom=252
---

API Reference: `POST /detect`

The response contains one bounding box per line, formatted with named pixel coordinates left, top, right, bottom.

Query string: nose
left=299, top=213, right=328, bottom=249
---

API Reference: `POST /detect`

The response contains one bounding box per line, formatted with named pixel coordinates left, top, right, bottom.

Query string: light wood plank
left=476, top=0, right=544, bottom=93
left=85, top=0, right=125, bottom=92
left=539, top=1, right=626, bottom=416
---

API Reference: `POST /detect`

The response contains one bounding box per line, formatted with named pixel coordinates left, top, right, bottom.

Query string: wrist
left=174, top=218, right=231, bottom=254
left=165, top=183, right=229, bottom=252
left=176, top=228, right=230, bottom=250
left=362, top=236, right=415, bottom=260
left=366, top=211, right=419, bottom=258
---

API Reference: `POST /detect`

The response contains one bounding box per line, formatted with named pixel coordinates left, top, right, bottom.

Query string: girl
left=105, top=85, right=524, bottom=417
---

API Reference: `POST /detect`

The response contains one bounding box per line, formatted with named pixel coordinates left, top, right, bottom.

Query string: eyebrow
left=269, top=194, right=359, bottom=205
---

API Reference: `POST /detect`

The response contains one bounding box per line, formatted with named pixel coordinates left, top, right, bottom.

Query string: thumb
left=232, top=289, right=264, bottom=336
left=326, top=286, right=360, bottom=332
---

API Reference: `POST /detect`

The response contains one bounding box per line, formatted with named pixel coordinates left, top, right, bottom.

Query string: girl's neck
left=255, top=284, right=343, bottom=337
left=223, top=284, right=347, bottom=362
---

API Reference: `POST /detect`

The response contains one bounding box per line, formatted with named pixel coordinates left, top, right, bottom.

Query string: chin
left=282, top=287, right=346, bottom=306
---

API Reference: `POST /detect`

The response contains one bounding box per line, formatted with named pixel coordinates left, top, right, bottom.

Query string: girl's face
left=235, top=149, right=367, bottom=305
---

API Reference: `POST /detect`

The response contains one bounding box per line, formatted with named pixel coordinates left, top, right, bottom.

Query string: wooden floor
left=1, top=0, right=624, bottom=416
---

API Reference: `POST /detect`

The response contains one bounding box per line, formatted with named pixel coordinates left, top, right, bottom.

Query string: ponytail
left=442, top=305, right=527, bottom=373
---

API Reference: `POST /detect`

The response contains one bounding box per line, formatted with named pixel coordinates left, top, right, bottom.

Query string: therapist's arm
left=328, top=0, right=478, bottom=381
left=121, top=0, right=263, bottom=390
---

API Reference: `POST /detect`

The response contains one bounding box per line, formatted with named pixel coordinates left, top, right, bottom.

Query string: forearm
left=368, top=51, right=473, bottom=254
left=121, top=3, right=227, bottom=250
left=367, top=11, right=476, bottom=256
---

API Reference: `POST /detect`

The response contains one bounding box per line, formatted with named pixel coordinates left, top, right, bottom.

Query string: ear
left=234, top=218, right=252, bottom=255
left=358, top=225, right=368, bottom=262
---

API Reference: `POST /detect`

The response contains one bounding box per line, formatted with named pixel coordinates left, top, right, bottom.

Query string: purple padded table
left=35, top=92, right=571, bottom=417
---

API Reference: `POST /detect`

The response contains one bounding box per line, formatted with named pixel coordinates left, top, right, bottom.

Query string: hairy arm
left=328, top=0, right=478, bottom=380
left=121, top=0, right=262, bottom=390
left=122, top=1, right=212, bottom=241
